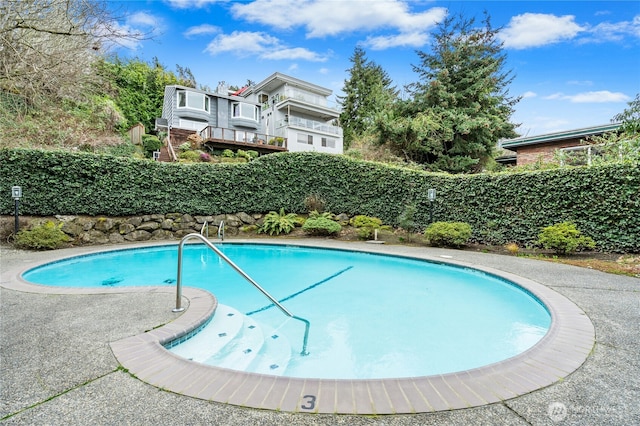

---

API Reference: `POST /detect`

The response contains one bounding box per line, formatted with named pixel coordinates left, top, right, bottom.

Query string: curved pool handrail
left=173, top=233, right=310, bottom=355
left=200, top=221, right=209, bottom=238
left=217, top=220, right=225, bottom=241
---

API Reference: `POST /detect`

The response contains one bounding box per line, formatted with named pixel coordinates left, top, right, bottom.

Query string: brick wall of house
left=516, top=138, right=581, bottom=165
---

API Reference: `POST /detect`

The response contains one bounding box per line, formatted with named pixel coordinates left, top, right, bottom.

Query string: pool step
left=204, top=315, right=266, bottom=370
left=169, top=304, right=293, bottom=375
left=168, top=304, right=244, bottom=363
left=245, top=322, right=292, bottom=376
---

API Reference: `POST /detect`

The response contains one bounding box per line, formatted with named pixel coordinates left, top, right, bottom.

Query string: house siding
left=516, top=140, right=582, bottom=165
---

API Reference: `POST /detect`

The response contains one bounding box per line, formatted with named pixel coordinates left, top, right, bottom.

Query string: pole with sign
left=427, top=188, right=436, bottom=224
left=12, top=186, right=22, bottom=234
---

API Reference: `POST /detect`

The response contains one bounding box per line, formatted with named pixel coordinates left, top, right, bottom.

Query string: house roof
left=250, top=72, right=332, bottom=96
left=501, top=123, right=622, bottom=149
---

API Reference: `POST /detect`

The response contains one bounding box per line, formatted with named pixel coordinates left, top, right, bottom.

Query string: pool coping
left=3, top=239, right=595, bottom=415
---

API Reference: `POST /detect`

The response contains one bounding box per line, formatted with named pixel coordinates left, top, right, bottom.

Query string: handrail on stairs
left=172, top=233, right=310, bottom=355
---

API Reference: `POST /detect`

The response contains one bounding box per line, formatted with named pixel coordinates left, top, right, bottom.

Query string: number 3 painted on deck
left=301, top=394, right=316, bottom=410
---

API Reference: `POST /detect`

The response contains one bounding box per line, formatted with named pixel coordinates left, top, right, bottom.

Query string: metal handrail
left=217, top=220, right=224, bottom=241
left=200, top=221, right=209, bottom=238
left=172, top=233, right=310, bottom=355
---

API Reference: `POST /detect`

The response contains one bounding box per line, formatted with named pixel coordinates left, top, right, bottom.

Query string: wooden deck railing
left=199, top=127, right=287, bottom=149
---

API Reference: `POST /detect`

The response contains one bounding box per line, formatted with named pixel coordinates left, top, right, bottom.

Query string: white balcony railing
left=277, top=116, right=343, bottom=136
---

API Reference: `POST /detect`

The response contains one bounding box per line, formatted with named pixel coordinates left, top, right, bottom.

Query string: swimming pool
left=10, top=240, right=595, bottom=414
left=23, top=242, right=550, bottom=379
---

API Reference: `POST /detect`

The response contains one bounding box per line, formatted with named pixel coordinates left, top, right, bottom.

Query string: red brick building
left=500, top=123, right=621, bottom=166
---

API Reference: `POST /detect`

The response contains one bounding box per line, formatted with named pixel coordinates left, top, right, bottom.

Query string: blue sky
left=110, top=0, right=640, bottom=137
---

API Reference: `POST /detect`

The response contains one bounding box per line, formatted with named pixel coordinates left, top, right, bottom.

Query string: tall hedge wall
left=1, top=148, right=639, bottom=251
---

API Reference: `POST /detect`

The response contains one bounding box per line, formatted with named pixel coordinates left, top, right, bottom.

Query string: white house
left=160, top=72, right=343, bottom=158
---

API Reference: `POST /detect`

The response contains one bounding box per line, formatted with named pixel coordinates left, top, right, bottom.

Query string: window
left=231, top=102, right=259, bottom=121
left=297, top=133, right=313, bottom=145
left=177, top=90, right=209, bottom=112
left=178, top=119, right=207, bottom=131
left=321, top=137, right=335, bottom=148
left=558, top=145, right=603, bottom=166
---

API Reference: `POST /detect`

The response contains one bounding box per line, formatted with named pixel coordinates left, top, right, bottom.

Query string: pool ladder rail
left=200, top=220, right=224, bottom=241
left=172, top=233, right=310, bottom=356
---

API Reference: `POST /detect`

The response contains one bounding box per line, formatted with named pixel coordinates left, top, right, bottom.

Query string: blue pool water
left=23, top=243, right=550, bottom=379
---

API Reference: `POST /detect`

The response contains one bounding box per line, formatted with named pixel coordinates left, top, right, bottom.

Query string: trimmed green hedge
left=1, top=149, right=639, bottom=251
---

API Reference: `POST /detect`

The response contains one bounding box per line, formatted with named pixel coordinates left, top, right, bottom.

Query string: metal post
left=427, top=188, right=436, bottom=224
left=429, top=200, right=433, bottom=224
left=11, top=186, right=22, bottom=234
left=14, top=199, right=19, bottom=234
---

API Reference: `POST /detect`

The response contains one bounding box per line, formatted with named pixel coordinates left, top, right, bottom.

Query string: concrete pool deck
left=1, top=239, right=638, bottom=424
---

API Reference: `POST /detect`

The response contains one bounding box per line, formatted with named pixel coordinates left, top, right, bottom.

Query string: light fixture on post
left=427, top=188, right=436, bottom=224
left=11, top=186, right=22, bottom=234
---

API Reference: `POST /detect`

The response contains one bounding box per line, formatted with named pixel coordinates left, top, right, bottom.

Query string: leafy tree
left=0, top=0, right=143, bottom=104
left=95, top=57, right=194, bottom=131
left=578, top=93, right=640, bottom=165
left=377, top=13, right=519, bottom=173
left=338, top=47, right=398, bottom=149
left=613, top=93, right=640, bottom=135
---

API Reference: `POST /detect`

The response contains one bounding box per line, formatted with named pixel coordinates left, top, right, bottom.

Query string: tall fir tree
left=339, top=47, right=398, bottom=149
left=377, top=13, right=519, bottom=173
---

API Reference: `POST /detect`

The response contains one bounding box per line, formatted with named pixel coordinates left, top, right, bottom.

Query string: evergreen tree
left=339, top=47, right=398, bottom=149
left=377, top=13, right=519, bottom=173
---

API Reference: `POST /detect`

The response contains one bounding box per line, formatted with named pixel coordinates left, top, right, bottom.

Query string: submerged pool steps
left=169, top=304, right=293, bottom=375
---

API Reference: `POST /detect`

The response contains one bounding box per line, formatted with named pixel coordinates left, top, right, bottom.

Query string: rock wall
left=2, top=213, right=263, bottom=245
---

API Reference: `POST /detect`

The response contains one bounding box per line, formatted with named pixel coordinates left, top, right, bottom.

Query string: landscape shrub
left=537, top=222, right=596, bottom=254
left=350, top=215, right=384, bottom=239
left=178, top=150, right=200, bottom=162
left=14, top=221, right=70, bottom=250
left=141, top=134, right=162, bottom=157
left=258, top=208, right=297, bottom=235
left=302, top=216, right=341, bottom=236
left=1, top=149, right=638, bottom=251
left=424, top=222, right=472, bottom=248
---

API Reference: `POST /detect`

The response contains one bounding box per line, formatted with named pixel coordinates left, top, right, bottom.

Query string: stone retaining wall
left=1, top=213, right=264, bottom=245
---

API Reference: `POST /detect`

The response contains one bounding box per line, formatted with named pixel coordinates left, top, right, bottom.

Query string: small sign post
left=11, top=186, right=22, bottom=234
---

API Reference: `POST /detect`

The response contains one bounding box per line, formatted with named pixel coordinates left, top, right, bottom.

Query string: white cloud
left=184, top=24, right=220, bottom=38
left=204, top=31, right=329, bottom=61
left=521, top=91, right=537, bottom=99
left=231, top=0, right=446, bottom=40
left=499, top=13, right=586, bottom=49
left=205, top=31, right=280, bottom=55
left=165, top=0, right=227, bottom=9
left=363, top=31, right=430, bottom=50
left=319, top=67, right=329, bottom=75
left=588, top=15, right=640, bottom=42
left=262, top=47, right=328, bottom=62
left=544, top=91, right=630, bottom=103
left=127, top=12, right=159, bottom=28
left=101, top=12, right=163, bottom=51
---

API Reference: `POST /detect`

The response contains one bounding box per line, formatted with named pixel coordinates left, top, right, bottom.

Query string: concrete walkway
left=1, top=240, right=638, bottom=425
